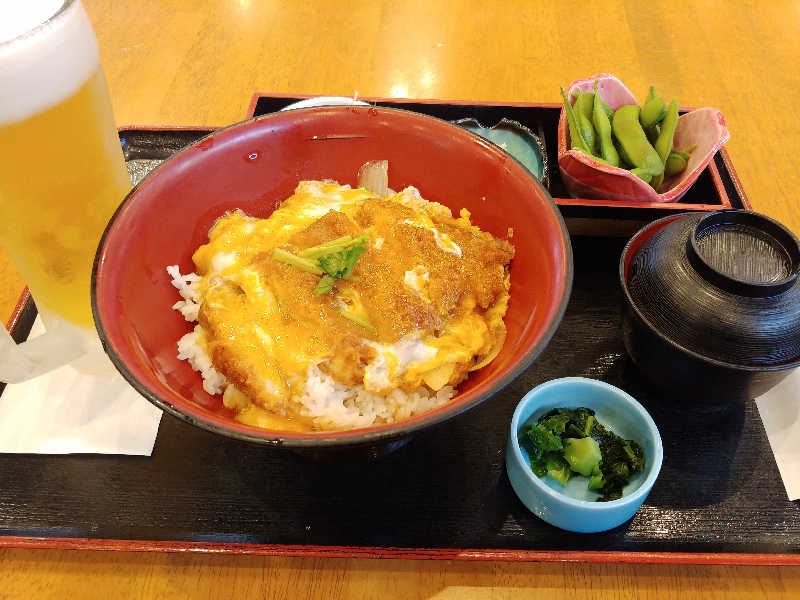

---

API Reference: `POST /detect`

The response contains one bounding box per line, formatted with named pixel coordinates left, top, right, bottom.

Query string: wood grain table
left=1, top=0, right=799, bottom=597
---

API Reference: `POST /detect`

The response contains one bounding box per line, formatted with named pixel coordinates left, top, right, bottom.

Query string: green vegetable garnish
left=525, top=424, right=564, bottom=453
left=546, top=454, right=571, bottom=486
left=317, top=243, right=367, bottom=281
left=538, top=412, right=570, bottom=435
left=588, top=465, right=605, bottom=490
left=520, top=407, right=646, bottom=502
left=298, top=235, right=354, bottom=258
left=563, top=437, right=602, bottom=477
left=313, top=274, right=336, bottom=295
left=583, top=414, right=595, bottom=437
left=338, top=308, right=376, bottom=332
left=521, top=423, right=563, bottom=478
left=272, top=234, right=369, bottom=296
left=272, top=248, right=323, bottom=275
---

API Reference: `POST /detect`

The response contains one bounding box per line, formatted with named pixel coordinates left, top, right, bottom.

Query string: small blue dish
left=452, top=117, right=549, bottom=188
left=506, top=377, right=663, bottom=533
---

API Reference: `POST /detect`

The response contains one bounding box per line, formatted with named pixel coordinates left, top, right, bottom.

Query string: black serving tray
left=248, top=94, right=746, bottom=237
left=0, top=117, right=796, bottom=564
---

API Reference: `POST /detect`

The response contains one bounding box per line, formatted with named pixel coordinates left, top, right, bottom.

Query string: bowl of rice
left=92, top=106, right=572, bottom=451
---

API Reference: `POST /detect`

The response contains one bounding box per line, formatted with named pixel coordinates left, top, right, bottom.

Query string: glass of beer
left=0, top=0, right=130, bottom=382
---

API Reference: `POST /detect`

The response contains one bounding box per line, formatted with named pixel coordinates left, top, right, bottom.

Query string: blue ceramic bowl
left=506, top=377, right=663, bottom=533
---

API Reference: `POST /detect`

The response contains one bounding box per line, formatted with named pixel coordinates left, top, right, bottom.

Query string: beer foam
left=0, top=0, right=99, bottom=125
left=0, top=0, right=65, bottom=42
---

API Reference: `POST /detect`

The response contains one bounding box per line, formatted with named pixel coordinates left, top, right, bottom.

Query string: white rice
left=176, top=324, right=228, bottom=395
left=166, top=264, right=202, bottom=322
left=297, top=364, right=454, bottom=430
left=167, top=265, right=455, bottom=430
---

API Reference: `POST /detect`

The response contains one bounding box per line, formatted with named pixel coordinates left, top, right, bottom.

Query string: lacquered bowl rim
left=507, top=377, right=663, bottom=510
left=619, top=212, right=800, bottom=374
left=92, top=105, right=574, bottom=448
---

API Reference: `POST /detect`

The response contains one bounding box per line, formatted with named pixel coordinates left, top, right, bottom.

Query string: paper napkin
left=0, top=318, right=162, bottom=455
left=756, top=367, right=800, bottom=501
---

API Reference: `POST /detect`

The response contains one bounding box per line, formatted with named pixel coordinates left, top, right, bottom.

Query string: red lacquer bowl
left=92, top=107, right=572, bottom=449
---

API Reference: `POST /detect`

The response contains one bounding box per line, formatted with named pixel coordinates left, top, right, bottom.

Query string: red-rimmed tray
left=246, top=93, right=749, bottom=236
left=1, top=98, right=797, bottom=565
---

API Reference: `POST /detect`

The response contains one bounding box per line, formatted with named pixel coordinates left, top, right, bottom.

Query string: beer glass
left=0, top=0, right=130, bottom=382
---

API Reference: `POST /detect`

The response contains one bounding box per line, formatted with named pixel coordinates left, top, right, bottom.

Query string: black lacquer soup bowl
left=620, top=209, right=800, bottom=407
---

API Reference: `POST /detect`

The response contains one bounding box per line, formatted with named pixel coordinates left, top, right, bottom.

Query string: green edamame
left=640, top=86, right=667, bottom=128
left=655, top=99, right=679, bottom=162
left=641, top=87, right=666, bottom=148
left=574, top=91, right=593, bottom=120
left=630, top=167, right=653, bottom=183
left=597, top=96, right=614, bottom=122
left=664, top=144, right=696, bottom=176
left=561, top=81, right=691, bottom=192
left=645, top=123, right=660, bottom=145
left=561, top=87, right=591, bottom=155
left=652, top=99, right=679, bottom=189
left=612, top=105, right=664, bottom=184
left=574, top=90, right=597, bottom=153
left=574, top=89, right=614, bottom=122
left=592, top=81, right=619, bottom=167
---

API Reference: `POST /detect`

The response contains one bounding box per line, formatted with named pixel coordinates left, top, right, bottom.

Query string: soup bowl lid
left=621, top=209, right=800, bottom=368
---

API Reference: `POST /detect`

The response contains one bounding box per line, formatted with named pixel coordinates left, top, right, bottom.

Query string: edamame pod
left=612, top=105, right=664, bottom=183
left=630, top=167, right=653, bottom=183
left=573, top=89, right=614, bottom=122
left=640, top=86, right=667, bottom=128
left=645, top=123, right=660, bottom=145
left=574, top=91, right=594, bottom=120
left=655, top=99, right=679, bottom=162
left=561, top=87, right=591, bottom=155
left=664, top=144, right=697, bottom=176
left=592, top=81, right=619, bottom=167
left=664, top=150, right=688, bottom=176
left=574, top=90, right=598, bottom=153
left=652, top=99, right=679, bottom=190
left=597, top=97, right=614, bottom=122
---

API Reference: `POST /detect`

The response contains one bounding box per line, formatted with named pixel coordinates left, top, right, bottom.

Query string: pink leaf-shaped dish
left=557, top=73, right=730, bottom=203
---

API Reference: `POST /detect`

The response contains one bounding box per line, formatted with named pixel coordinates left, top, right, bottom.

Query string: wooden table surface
left=1, top=0, right=799, bottom=597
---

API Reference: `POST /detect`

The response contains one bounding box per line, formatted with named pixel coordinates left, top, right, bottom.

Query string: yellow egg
left=176, top=180, right=514, bottom=432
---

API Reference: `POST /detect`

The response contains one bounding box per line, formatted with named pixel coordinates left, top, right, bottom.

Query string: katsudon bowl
left=92, top=106, right=573, bottom=455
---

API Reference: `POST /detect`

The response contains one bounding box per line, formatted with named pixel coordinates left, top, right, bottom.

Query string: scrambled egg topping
left=189, top=181, right=514, bottom=431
